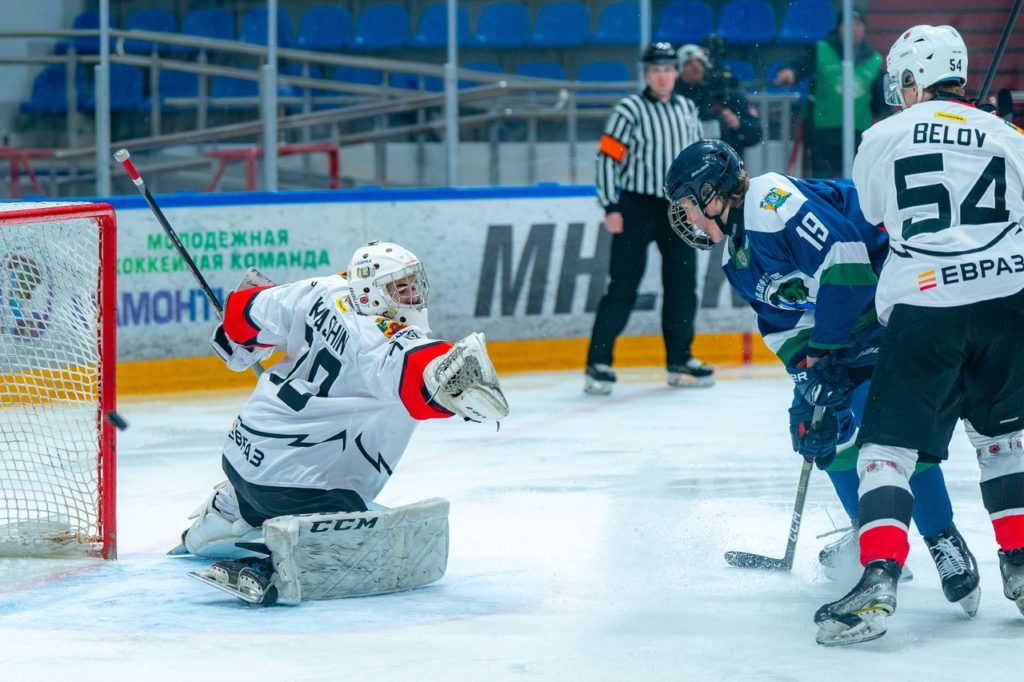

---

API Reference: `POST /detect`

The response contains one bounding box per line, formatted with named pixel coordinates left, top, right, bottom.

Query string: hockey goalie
left=174, top=240, right=510, bottom=605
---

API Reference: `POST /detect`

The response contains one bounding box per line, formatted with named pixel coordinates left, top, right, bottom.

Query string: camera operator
left=674, top=39, right=762, bottom=152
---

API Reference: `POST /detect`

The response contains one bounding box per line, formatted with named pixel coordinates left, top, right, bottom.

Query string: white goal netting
left=0, top=203, right=116, bottom=558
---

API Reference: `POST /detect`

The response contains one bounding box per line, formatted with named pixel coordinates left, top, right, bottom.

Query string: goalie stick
left=114, top=148, right=263, bottom=377
left=724, top=405, right=823, bottom=571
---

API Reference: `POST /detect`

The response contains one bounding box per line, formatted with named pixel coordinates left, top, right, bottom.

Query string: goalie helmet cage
left=0, top=202, right=117, bottom=560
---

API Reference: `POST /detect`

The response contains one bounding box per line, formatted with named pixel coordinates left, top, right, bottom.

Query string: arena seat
left=410, top=3, right=471, bottom=48
left=716, top=0, right=776, bottom=46
left=239, top=6, right=293, bottom=47
left=122, top=8, right=176, bottom=55
left=71, top=10, right=116, bottom=55
left=294, top=5, right=351, bottom=52
left=469, top=3, right=531, bottom=48
left=527, top=2, right=590, bottom=48
left=171, top=8, right=235, bottom=56
left=776, top=0, right=836, bottom=44
left=351, top=4, right=411, bottom=50
left=20, top=65, right=88, bottom=114
left=590, top=1, right=640, bottom=46
left=654, top=1, right=714, bottom=46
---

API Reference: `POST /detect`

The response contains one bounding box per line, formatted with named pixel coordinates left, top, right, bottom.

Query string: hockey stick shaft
left=978, top=0, right=1023, bottom=105
left=114, top=148, right=264, bottom=378
left=724, top=405, right=823, bottom=571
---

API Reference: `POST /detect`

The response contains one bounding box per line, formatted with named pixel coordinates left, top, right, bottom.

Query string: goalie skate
left=188, top=557, right=278, bottom=606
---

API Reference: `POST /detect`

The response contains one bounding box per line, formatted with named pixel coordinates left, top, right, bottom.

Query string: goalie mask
left=346, top=241, right=430, bottom=330
left=664, top=139, right=744, bottom=250
left=884, top=25, right=967, bottom=107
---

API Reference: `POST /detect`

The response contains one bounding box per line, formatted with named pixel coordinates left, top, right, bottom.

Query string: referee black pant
left=587, top=190, right=698, bottom=369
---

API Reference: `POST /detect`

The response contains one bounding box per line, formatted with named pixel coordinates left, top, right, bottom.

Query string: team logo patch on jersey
left=759, top=188, right=791, bottom=212
left=918, top=270, right=938, bottom=291
left=729, top=237, right=751, bottom=268
left=933, top=111, right=967, bottom=124
left=375, top=317, right=406, bottom=338
left=335, top=297, right=349, bottom=314
left=1005, top=120, right=1024, bottom=136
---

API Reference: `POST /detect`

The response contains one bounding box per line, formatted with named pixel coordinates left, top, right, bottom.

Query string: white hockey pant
left=261, top=497, right=451, bottom=605
left=183, top=481, right=263, bottom=559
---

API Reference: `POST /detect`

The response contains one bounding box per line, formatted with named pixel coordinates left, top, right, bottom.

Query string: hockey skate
left=924, top=524, right=981, bottom=616
left=667, top=358, right=715, bottom=388
left=189, top=557, right=279, bottom=606
left=814, top=559, right=901, bottom=646
left=584, top=364, right=616, bottom=395
left=999, top=547, right=1024, bottom=616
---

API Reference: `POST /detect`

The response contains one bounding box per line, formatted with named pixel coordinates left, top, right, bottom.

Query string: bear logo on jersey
left=759, top=188, right=792, bottom=212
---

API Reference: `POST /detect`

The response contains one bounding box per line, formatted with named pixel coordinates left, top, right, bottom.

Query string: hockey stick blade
left=723, top=550, right=793, bottom=571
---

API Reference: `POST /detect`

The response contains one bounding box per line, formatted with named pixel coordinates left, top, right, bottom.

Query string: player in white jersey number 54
left=815, top=25, right=1024, bottom=646
left=174, top=240, right=510, bottom=605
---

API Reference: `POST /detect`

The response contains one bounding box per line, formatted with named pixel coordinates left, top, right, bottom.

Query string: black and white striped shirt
left=596, top=88, right=703, bottom=211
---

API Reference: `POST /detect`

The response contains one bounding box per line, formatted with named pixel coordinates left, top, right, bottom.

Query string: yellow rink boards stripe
left=116, top=332, right=778, bottom=396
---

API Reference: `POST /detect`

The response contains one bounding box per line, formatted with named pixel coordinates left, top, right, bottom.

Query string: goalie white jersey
left=853, top=98, right=1024, bottom=322
left=221, top=275, right=452, bottom=504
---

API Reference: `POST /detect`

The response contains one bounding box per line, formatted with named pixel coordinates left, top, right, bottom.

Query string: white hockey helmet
left=884, top=25, right=967, bottom=107
left=346, top=240, right=430, bottom=330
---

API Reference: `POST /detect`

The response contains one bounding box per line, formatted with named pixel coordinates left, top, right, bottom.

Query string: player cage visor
left=668, top=187, right=718, bottom=251
left=883, top=68, right=917, bottom=106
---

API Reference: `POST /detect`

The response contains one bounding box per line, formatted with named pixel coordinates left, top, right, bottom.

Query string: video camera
left=702, top=34, right=739, bottom=104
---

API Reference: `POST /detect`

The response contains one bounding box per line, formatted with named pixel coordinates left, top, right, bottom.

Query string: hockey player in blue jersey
left=663, top=139, right=980, bottom=608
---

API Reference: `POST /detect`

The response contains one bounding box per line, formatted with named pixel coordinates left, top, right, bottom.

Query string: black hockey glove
left=789, top=354, right=852, bottom=407
left=789, top=403, right=843, bottom=470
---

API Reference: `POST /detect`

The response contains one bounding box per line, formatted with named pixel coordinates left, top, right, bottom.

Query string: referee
left=585, top=42, right=713, bottom=395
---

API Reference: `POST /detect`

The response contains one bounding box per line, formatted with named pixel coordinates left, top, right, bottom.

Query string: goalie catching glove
left=211, top=267, right=277, bottom=372
left=425, top=332, right=509, bottom=422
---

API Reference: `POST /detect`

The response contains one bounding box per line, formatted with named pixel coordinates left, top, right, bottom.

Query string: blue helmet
left=664, top=139, right=744, bottom=249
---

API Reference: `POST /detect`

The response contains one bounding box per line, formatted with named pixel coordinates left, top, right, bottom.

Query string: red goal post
left=0, top=202, right=117, bottom=559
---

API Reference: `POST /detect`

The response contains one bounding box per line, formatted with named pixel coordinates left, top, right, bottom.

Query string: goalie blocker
left=190, top=498, right=450, bottom=605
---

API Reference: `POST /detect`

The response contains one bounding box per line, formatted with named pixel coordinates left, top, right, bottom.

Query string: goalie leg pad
left=261, top=498, right=451, bottom=604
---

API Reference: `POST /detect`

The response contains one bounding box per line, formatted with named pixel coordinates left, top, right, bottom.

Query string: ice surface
left=1, top=367, right=1021, bottom=680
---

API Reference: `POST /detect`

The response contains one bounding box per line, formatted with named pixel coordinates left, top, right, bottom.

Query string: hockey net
left=0, top=202, right=117, bottom=559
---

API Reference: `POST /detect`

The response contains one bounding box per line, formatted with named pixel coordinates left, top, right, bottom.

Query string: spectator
left=675, top=41, right=763, bottom=153
left=774, top=8, right=889, bottom=177
left=585, top=42, right=712, bottom=395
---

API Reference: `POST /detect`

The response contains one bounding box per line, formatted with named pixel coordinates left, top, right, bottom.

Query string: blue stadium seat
left=240, top=6, right=293, bottom=47
left=722, top=59, right=755, bottom=83
left=516, top=61, right=568, bottom=81
left=294, top=5, right=351, bottom=51
left=389, top=72, right=423, bottom=90
left=410, top=3, right=470, bottom=48
left=19, top=65, right=89, bottom=114
left=577, top=60, right=631, bottom=83
left=351, top=4, right=411, bottom=50
left=312, top=66, right=383, bottom=110
left=469, top=3, right=531, bottom=49
left=71, top=10, right=116, bottom=55
left=763, top=59, right=790, bottom=84
left=153, top=69, right=199, bottom=110
left=172, top=8, right=235, bottom=56
left=123, top=8, right=176, bottom=55
left=424, top=61, right=502, bottom=91
left=776, top=0, right=836, bottom=44
left=590, top=1, right=640, bottom=46
left=79, top=64, right=144, bottom=112
left=210, top=74, right=259, bottom=109
left=716, top=0, right=776, bottom=45
left=528, top=2, right=590, bottom=48
left=654, top=1, right=714, bottom=45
